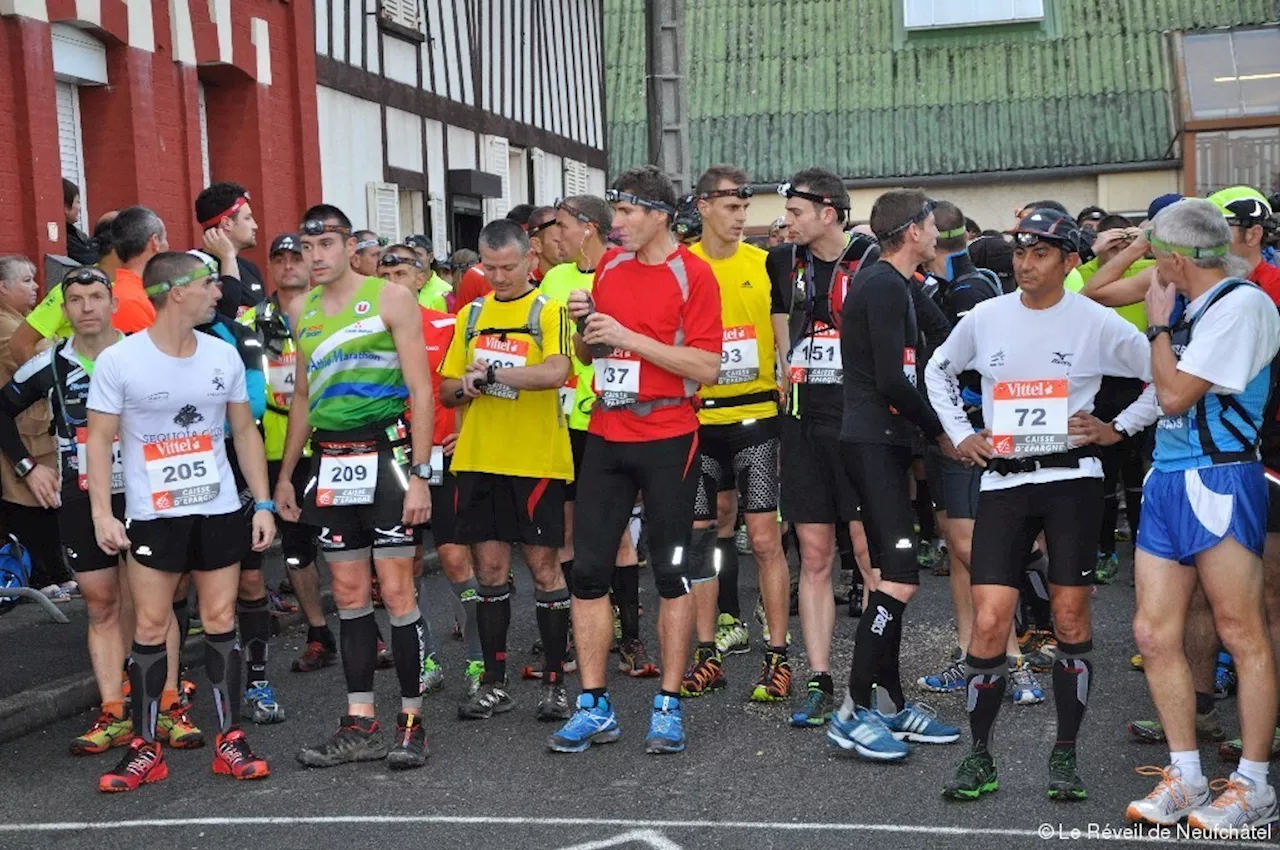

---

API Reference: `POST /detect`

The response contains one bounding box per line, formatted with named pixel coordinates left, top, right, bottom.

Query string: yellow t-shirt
left=1067, top=258, right=1152, bottom=332
left=689, top=241, right=778, bottom=425
left=441, top=288, right=574, bottom=481
left=538, top=262, right=596, bottom=431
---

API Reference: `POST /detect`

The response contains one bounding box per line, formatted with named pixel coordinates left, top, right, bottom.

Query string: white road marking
left=0, top=815, right=1267, bottom=846
left=558, top=829, right=684, bottom=850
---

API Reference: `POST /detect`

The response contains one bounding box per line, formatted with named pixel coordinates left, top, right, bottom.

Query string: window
left=55, top=81, right=88, bottom=233
left=1182, top=27, right=1280, bottom=121
left=378, top=0, right=423, bottom=40
left=903, top=0, right=1043, bottom=30
left=1194, top=127, right=1280, bottom=197
left=367, top=181, right=401, bottom=242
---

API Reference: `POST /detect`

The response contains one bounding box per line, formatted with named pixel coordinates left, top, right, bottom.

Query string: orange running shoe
left=212, top=728, right=270, bottom=780
left=99, top=738, right=167, bottom=792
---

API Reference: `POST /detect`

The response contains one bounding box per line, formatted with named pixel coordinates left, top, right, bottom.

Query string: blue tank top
left=1153, top=279, right=1273, bottom=471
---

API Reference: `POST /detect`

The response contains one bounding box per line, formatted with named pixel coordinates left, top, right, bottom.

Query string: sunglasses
left=356, top=236, right=389, bottom=250
left=300, top=220, right=352, bottom=237
left=882, top=199, right=938, bottom=239
left=378, top=253, right=422, bottom=270
left=144, top=263, right=216, bottom=297
left=776, top=182, right=849, bottom=211
left=605, top=189, right=676, bottom=216
left=698, top=186, right=754, bottom=201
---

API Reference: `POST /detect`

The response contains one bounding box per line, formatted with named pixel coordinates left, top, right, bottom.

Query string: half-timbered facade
left=314, top=0, right=608, bottom=252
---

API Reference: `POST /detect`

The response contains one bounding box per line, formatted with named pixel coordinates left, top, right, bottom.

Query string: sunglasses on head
left=378, top=253, right=422, bottom=269
left=356, top=236, right=389, bottom=250
left=698, top=186, right=754, bottom=201
left=300, top=220, right=352, bottom=237
left=882, top=199, right=938, bottom=239
left=605, top=189, right=676, bottom=216
left=776, top=182, right=849, bottom=211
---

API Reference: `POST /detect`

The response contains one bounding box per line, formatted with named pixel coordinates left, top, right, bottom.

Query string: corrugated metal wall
left=605, top=0, right=1279, bottom=182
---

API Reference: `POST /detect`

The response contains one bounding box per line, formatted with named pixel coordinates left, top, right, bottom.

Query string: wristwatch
left=485, top=363, right=499, bottom=386
left=1112, top=420, right=1129, bottom=438
left=409, top=462, right=434, bottom=481
left=13, top=457, right=34, bottom=478
left=1146, top=325, right=1172, bottom=342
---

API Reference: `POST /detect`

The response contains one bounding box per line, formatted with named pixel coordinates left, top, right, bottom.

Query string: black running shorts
left=60, top=495, right=125, bottom=573
left=780, top=417, right=860, bottom=525
left=841, top=441, right=919, bottom=586
left=454, top=471, right=565, bottom=548
left=126, top=510, right=250, bottom=574
left=970, top=476, right=1103, bottom=588
left=693, top=418, right=780, bottom=521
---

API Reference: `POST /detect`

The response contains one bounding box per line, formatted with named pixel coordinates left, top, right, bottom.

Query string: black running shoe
left=458, top=682, right=514, bottom=720
left=297, top=715, right=388, bottom=768
left=1047, top=745, right=1087, bottom=801
left=535, top=682, right=571, bottom=722
left=943, top=747, right=999, bottom=801
left=386, top=712, right=429, bottom=770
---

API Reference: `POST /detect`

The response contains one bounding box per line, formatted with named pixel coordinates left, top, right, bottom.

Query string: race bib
left=144, top=435, right=219, bottom=512
left=903, top=348, right=917, bottom=387
left=475, top=336, right=528, bottom=400
left=788, top=326, right=841, bottom=385
left=316, top=443, right=378, bottom=506
left=429, top=445, right=444, bottom=486
left=594, top=350, right=642, bottom=408
left=75, top=427, right=123, bottom=494
left=267, top=353, right=296, bottom=408
left=719, top=326, right=760, bottom=385
left=559, top=374, right=578, bottom=417
left=990, top=379, right=1069, bottom=457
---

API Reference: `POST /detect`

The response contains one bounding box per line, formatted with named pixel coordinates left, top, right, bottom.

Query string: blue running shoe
left=790, top=680, right=835, bottom=727
left=827, top=707, right=909, bottom=761
left=1009, top=661, right=1045, bottom=705
left=1215, top=651, right=1237, bottom=700
left=645, top=694, right=686, bottom=754
left=878, top=702, right=960, bottom=744
left=547, top=693, right=620, bottom=753
left=919, top=660, right=965, bottom=694
left=244, top=682, right=285, bottom=724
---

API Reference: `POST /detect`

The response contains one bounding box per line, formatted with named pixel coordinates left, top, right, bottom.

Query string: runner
left=194, top=182, right=265, bottom=319
left=926, top=208, right=1156, bottom=801
left=829, top=189, right=961, bottom=762
left=526, top=206, right=564, bottom=283
left=403, top=235, right=453, bottom=312
left=912, top=201, right=1043, bottom=705
left=351, top=231, right=384, bottom=277
left=541, top=195, right=656, bottom=678
left=766, top=167, right=877, bottom=727
left=547, top=165, right=722, bottom=755
left=378, top=242, right=484, bottom=696
left=439, top=219, right=574, bottom=722
left=0, top=267, right=134, bottom=753
left=278, top=204, right=434, bottom=771
left=238, top=234, right=337, bottom=676
left=86, top=250, right=275, bottom=791
left=678, top=164, right=791, bottom=704
left=1124, top=199, right=1280, bottom=835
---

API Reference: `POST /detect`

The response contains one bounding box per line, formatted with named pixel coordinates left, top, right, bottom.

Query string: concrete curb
left=0, top=547, right=440, bottom=746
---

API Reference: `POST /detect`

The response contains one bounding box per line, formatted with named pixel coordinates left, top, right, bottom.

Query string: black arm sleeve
left=0, top=368, right=50, bottom=464
left=216, top=275, right=249, bottom=319
left=866, top=280, right=944, bottom=439
left=767, top=246, right=792, bottom=315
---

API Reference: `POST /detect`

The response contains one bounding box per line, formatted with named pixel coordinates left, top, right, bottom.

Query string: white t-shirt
left=87, top=330, right=248, bottom=520
left=926, top=289, right=1152, bottom=491
left=1177, top=281, right=1280, bottom=394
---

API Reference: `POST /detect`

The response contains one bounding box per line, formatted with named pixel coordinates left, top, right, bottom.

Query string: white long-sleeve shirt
left=926, top=289, right=1154, bottom=490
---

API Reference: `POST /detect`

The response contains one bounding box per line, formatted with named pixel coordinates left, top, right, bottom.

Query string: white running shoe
left=1125, top=765, right=1210, bottom=825
left=1187, top=773, right=1279, bottom=836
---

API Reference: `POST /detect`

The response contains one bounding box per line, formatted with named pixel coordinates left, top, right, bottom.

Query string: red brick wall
left=0, top=0, right=321, bottom=292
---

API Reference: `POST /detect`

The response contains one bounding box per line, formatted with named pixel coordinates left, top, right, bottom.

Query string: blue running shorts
left=1137, top=462, right=1267, bottom=566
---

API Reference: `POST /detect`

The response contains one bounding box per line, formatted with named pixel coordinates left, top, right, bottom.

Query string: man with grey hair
left=440, top=218, right=575, bottom=722
left=1126, top=198, right=1280, bottom=834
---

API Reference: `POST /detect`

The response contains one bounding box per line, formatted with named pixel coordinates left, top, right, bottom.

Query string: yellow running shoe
left=71, top=710, right=133, bottom=755
left=157, top=703, right=205, bottom=749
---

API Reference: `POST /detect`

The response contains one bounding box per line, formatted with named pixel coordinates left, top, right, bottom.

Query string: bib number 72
left=1013, top=408, right=1046, bottom=428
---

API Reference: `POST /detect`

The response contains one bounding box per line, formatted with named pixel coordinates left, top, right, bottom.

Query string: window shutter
left=55, top=81, right=88, bottom=233
left=483, top=135, right=510, bottom=222
left=366, top=181, right=401, bottom=243
left=380, top=0, right=421, bottom=31
left=429, top=191, right=448, bottom=260
left=198, top=82, right=211, bottom=189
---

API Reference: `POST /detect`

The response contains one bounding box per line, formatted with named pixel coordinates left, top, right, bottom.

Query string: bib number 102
left=162, top=461, right=208, bottom=483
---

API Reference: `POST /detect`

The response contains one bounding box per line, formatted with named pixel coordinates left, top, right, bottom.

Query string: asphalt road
left=0, top=546, right=1272, bottom=850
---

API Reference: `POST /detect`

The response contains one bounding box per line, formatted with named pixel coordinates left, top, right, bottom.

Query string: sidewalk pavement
left=0, top=542, right=441, bottom=744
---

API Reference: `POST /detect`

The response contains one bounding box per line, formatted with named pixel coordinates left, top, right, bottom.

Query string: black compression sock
left=812, top=672, right=834, bottom=693
left=714, top=538, right=741, bottom=619
left=205, top=629, right=241, bottom=732
left=1052, top=640, right=1094, bottom=747
left=913, top=478, right=935, bottom=540
left=965, top=652, right=1007, bottom=749
left=1195, top=691, right=1215, bottom=715
left=848, top=591, right=905, bottom=709
left=612, top=565, right=641, bottom=642
left=338, top=607, right=378, bottom=703
left=307, top=624, right=336, bottom=650
left=172, top=598, right=191, bottom=671
left=389, top=611, right=426, bottom=709
left=560, top=560, right=574, bottom=597
left=127, top=642, right=167, bottom=742
left=536, top=588, right=572, bottom=682
left=1021, top=552, right=1052, bottom=631
left=477, top=584, right=511, bottom=683
left=237, top=596, right=271, bottom=684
